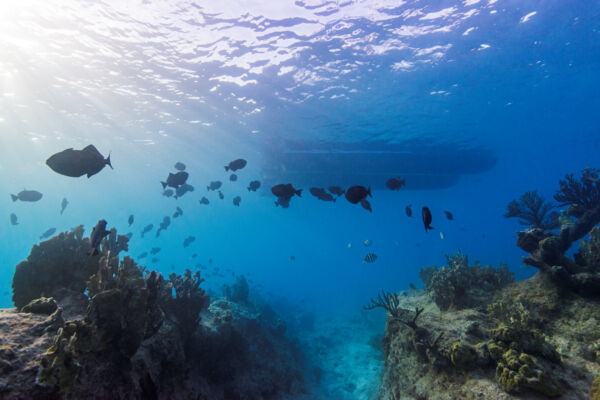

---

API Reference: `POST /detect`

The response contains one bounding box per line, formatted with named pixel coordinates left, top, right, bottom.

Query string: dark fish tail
left=367, top=187, right=372, bottom=198
left=161, top=181, right=167, bottom=189
left=11, top=194, right=18, bottom=202
left=296, top=189, right=302, bottom=197
left=106, top=152, right=113, bottom=169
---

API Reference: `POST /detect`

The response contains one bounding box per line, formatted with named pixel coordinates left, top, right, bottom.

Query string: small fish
left=290, top=255, right=296, bottom=261
left=171, top=264, right=175, bottom=270
left=175, top=183, right=194, bottom=199
left=347, top=243, right=352, bottom=249
left=138, top=252, right=148, bottom=259
left=363, top=253, right=378, bottom=263
left=40, top=227, right=56, bottom=239
left=11, top=190, right=43, bottom=202
left=207, top=181, right=222, bottom=191
left=174, top=162, right=186, bottom=171
left=328, top=186, right=345, bottom=197
left=225, top=158, right=247, bottom=172
left=360, top=198, right=372, bottom=212
left=192, top=253, right=197, bottom=259
left=247, top=180, right=261, bottom=191
left=162, top=189, right=174, bottom=197
left=405, top=205, right=412, bottom=217
left=440, top=232, right=446, bottom=240
left=125, top=232, right=133, bottom=240
left=156, top=216, right=171, bottom=237
left=46, top=145, right=112, bottom=178
left=151, top=257, right=159, bottom=263
left=229, top=174, right=238, bottom=182
left=209, top=258, right=213, bottom=264
left=386, top=177, right=406, bottom=191
left=422, top=207, right=434, bottom=232
left=183, top=236, right=196, bottom=248
left=10, top=213, right=18, bottom=226
left=60, top=198, right=69, bottom=215
left=128, top=214, right=134, bottom=226
left=141, top=224, right=153, bottom=238
left=150, top=247, right=161, bottom=255
left=218, top=191, right=224, bottom=200
left=363, top=239, right=372, bottom=247
left=89, top=219, right=109, bottom=256
left=173, top=206, right=183, bottom=218
left=233, top=196, right=241, bottom=206
left=161, top=171, right=188, bottom=189
left=199, top=197, right=210, bottom=205
left=444, top=211, right=454, bottom=221
left=409, top=283, right=417, bottom=290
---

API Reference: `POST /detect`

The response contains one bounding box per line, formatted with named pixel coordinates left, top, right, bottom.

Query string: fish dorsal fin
left=82, top=144, right=100, bottom=154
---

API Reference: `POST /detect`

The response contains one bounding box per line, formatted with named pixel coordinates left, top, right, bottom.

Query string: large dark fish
left=141, top=224, right=153, bottom=238
left=175, top=183, right=194, bottom=199
left=199, top=197, right=210, bottom=205
left=247, top=180, right=261, bottom=191
left=405, top=205, right=412, bottom=217
left=174, top=162, right=186, bottom=171
left=60, top=198, right=69, bottom=215
left=328, top=186, right=345, bottom=197
left=89, top=220, right=109, bottom=256
left=128, top=214, right=134, bottom=226
left=229, top=174, right=238, bottom=182
left=225, top=158, right=247, bottom=172
left=207, top=181, right=222, bottom=191
left=444, top=211, right=454, bottom=221
left=10, top=213, right=18, bottom=226
left=422, top=207, right=434, bottom=232
left=40, top=227, right=56, bottom=239
left=271, top=184, right=302, bottom=198
left=386, top=177, right=406, bottom=191
left=46, top=145, right=112, bottom=178
left=345, top=186, right=371, bottom=204
left=233, top=196, right=241, bottom=206
left=11, top=190, right=43, bottom=202
left=161, top=171, right=188, bottom=189
left=183, top=236, right=196, bottom=248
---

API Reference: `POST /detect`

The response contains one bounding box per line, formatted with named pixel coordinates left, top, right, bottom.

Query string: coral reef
left=419, top=251, right=513, bottom=310
left=376, top=267, right=600, bottom=399
left=515, top=168, right=600, bottom=295
left=505, top=190, right=559, bottom=230
left=2, top=227, right=307, bottom=400
left=11, top=225, right=129, bottom=309
left=223, top=275, right=250, bottom=304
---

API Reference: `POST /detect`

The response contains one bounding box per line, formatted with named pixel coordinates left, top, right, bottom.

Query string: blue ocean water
left=0, top=0, right=599, bottom=396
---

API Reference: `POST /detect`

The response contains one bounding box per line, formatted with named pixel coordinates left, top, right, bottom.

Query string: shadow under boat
left=259, top=139, right=496, bottom=190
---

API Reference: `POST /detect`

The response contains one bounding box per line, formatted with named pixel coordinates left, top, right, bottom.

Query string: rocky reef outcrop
left=374, top=168, right=600, bottom=399
left=1, top=226, right=308, bottom=400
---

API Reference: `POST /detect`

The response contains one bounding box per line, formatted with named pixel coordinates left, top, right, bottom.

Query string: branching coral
left=505, top=190, right=559, bottom=230
left=363, top=290, right=423, bottom=328
left=515, top=168, right=600, bottom=295
left=554, top=167, right=600, bottom=214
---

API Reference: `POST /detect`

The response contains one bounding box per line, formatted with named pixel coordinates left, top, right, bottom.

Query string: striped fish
left=363, top=253, right=378, bottom=263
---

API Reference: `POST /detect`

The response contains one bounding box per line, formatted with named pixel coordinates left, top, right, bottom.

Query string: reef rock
left=376, top=273, right=600, bottom=399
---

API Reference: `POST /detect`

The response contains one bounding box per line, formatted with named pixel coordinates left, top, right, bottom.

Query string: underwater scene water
left=1, top=1, right=600, bottom=399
